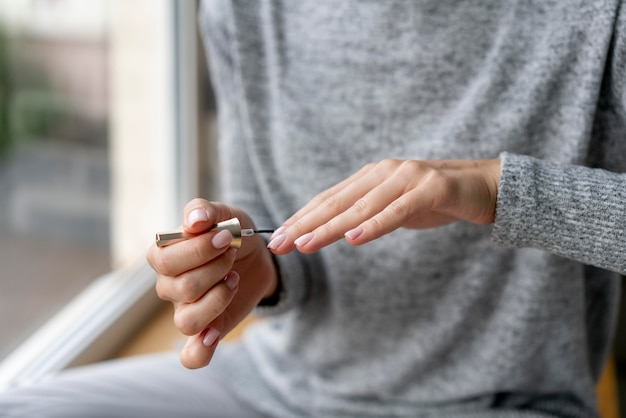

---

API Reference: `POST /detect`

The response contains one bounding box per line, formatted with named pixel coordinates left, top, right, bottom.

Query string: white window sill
left=0, top=262, right=160, bottom=390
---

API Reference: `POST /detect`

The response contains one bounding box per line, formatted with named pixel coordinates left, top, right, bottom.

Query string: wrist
left=485, top=158, right=502, bottom=224
left=239, top=235, right=282, bottom=305
left=259, top=241, right=282, bottom=303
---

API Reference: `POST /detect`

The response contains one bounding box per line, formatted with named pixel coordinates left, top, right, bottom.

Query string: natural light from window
left=0, top=0, right=111, bottom=361
left=0, top=0, right=214, bottom=389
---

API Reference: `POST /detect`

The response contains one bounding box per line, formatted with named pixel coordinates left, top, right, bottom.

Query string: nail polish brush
left=156, top=217, right=274, bottom=249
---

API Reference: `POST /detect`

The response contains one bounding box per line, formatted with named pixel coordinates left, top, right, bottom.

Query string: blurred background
left=0, top=0, right=217, bottom=370
left=0, top=0, right=111, bottom=361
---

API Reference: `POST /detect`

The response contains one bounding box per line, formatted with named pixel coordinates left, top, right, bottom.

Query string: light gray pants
left=0, top=353, right=267, bottom=418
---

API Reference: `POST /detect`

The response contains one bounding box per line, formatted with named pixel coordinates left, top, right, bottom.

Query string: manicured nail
left=294, top=232, right=314, bottom=247
left=188, top=209, right=208, bottom=226
left=212, top=229, right=232, bottom=248
left=345, top=226, right=364, bottom=241
left=270, top=226, right=286, bottom=241
left=224, top=272, right=239, bottom=290
left=203, top=327, right=220, bottom=347
left=267, top=234, right=287, bottom=250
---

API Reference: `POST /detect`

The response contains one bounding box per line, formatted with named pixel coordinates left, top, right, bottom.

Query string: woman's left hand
left=267, top=158, right=501, bottom=254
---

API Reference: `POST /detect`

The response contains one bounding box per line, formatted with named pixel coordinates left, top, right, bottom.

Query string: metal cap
left=211, top=217, right=242, bottom=248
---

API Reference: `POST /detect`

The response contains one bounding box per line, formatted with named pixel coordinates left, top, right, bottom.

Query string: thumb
left=184, top=207, right=213, bottom=234
left=182, top=199, right=234, bottom=234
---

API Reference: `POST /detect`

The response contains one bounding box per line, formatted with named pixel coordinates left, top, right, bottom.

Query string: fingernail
left=345, top=226, right=364, bottom=241
left=188, top=209, right=209, bottom=226
left=294, top=232, right=314, bottom=247
left=267, top=234, right=286, bottom=250
left=212, top=229, right=233, bottom=248
left=224, top=272, right=239, bottom=290
left=203, top=327, right=220, bottom=347
left=270, top=226, right=286, bottom=241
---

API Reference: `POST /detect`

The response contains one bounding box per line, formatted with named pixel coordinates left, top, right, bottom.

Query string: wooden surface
left=114, top=302, right=258, bottom=358
left=598, top=354, right=621, bottom=418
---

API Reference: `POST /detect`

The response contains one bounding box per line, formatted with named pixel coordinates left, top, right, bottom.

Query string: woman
left=2, top=1, right=625, bottom=417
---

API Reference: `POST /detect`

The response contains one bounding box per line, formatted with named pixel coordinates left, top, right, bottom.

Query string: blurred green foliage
left=0, top=26, right=11, bottom=154
left=0, top=26, right=75, bottom=156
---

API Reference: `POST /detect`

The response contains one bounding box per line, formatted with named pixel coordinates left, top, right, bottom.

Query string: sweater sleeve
left=493, top=6, right=626, bottom=274
left=198, top=0, right=308, bottom=315
left=492, top=152, right=626, bottom=274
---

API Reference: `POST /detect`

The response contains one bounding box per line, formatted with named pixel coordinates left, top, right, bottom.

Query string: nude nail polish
left=269, top=226, right=286, bottom=241
left=203, top=327, right=220, bottom=347
left=267, top=234, right=287, bottom=250
left=224, top=272, right=240, bottom=290
left=212, top=229, right=233, bottom=248
left=188, top=209, right=208, bottom=226
left=294, top=232, right=314, bottom=247
left=345, top=226, right=364, bottom=241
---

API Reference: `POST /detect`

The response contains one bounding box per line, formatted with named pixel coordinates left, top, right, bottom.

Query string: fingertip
left=183, top=199, right=218, bottom=232
left=180, top=353, right=211, bottom=370
left=269, top=226, right=286, bottom=241
left=267, top=233, right=287, bottom=251
left=180, top=334, right=216, bottom=370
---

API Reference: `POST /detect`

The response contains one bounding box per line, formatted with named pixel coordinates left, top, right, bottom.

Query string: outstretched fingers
left=266, top=159, right=501, bottom=254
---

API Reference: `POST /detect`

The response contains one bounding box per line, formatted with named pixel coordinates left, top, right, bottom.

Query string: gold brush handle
left=155, top=218, right=274, bottom=249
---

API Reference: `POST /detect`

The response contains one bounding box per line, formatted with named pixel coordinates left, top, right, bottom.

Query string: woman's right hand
left=146, top=199, right=278, bottom=369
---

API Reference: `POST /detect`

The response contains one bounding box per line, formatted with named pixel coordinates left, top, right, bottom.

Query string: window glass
left=0, top=0, right=111, bottom=360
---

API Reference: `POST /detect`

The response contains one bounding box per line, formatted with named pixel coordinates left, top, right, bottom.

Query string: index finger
left=147, top=230, right=232, bottom=277
left=282, top=163, right=375, bottom=229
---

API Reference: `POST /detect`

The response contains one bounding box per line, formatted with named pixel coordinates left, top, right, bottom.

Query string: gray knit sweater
left=198, top=1, right=626, bottom=417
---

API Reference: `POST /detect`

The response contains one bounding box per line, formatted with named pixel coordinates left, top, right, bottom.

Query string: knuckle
left=174, top=308, right=200, bottom=336
left=399, top=159, right=420, bottom=172
left=151, top=255, right=174, bottom=276
left=311, top=189, right=330, bottom=204
left=398, top=160, right=427, bottom=181
left=425, top=168, right=455, bottom=197
left=362, top=161, right=379, bottom=172
left=155, top=279, right=172, bottom=302
left=175, top=288, right=232, bottom=336
left=377, top=158, right=401, bottom=172
left=207, top=290, right=231, bottom=317
left=320, top=219, right=336, bottom=235
left=318, top=218, right=347, bottom=241
left=292, top=218, right=312, bottom=236
left=389, top=198, right=411, bottom=219
left=352, top=198, right=369, bottom=215
left=424, top=166, right=446, bottom=184
left=204, top=304, right=224, bottom=324
left=322, top=194, right=343, bottom=212
left=309, top=189, right=335, bottom=209
left=175, top=273, right=202, bottom=304
left=365, top=215, right=385, bottom=233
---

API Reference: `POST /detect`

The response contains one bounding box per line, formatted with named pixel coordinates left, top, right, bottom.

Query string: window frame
left=0, top=0, right=204, bottom=390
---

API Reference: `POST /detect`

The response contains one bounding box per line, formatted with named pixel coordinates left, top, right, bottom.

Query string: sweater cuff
left=253, top=250, right=309, bottom=316
left=492, top=152, right=626, bottom=274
